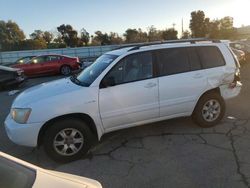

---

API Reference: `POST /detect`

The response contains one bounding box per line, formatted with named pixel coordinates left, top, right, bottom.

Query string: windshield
left=76, top=54, right=118, bottom=86
left=0, top=156, right=36, bottom=188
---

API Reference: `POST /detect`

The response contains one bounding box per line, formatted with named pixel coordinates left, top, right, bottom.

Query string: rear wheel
left=44, top=118, right=93, bottom=162
left=60, top=65, right=71, bottom=76
left=192, top=92, right=225, bottom=128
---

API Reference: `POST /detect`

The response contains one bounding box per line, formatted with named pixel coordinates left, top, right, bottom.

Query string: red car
left=12, top=54, right=80, bottom=76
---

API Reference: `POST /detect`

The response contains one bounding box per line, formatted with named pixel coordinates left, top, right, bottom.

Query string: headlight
left=11, top=108, right=31, bottom=124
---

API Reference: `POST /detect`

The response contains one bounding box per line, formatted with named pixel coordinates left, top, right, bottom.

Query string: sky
left=0, top=0, right=250, bottom=38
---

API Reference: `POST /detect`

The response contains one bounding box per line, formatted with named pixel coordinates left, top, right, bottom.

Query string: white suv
left=5, top=39, right=242, bottom=162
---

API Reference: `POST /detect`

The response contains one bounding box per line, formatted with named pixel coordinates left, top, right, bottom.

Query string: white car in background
left=5, top=38, right=242, bottom=162
left=0, top=152, right=102, bottom=188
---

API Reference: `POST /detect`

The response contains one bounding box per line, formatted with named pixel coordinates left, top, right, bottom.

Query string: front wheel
left=192, top=92, right=225, bottom=128
left=44, top=118, right=93, bottom=162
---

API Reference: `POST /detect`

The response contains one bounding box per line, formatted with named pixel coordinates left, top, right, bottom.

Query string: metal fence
left=0, top=45, right=122, bottom=65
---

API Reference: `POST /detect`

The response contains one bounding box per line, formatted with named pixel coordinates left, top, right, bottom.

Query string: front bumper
left=5, top=76, right=27, bottom=87
left=4, top=114, right=43, bottom=147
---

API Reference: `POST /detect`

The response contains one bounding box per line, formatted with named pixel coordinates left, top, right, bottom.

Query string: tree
left=147, top=25, right=162, bottom=42
left=20, top=39, right=47, bottom=50
left=162, top=28, right=178, bottom=40
left=124, top=29, right=138, bottom=43
left=181, top=30, right=191, bottom=39
left=30, top=30, right=43, bottom=40
left=189, top=10, right=210, bottom=37
left=80, top=28, right=90, bottom=46
left=0, top=20, right=25, bottom=51
left=207, top=20, right=220, bottom=39
left=92, top=31, right=111, bottom=45
left=109, top=32, right=123, bottom=44
left=57, top=24, right=79, bottom=47
left=219, top=17, right=237, bottom=39
left=43, top=31, right=53, bottom=44
left=124, top=28, right=148, bottom=43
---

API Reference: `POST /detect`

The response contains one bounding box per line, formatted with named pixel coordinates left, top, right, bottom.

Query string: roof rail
left=128, top=38, right=221, bottom=51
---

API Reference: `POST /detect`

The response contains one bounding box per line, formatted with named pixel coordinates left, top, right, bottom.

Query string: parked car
left=231, top=48, right=246, bottom=63
left=229, top=42, right=250, bottom=61
left=0, top=65, right=27, bottom=90
left=5, top=39, right=242, bottom=162
left=0, top=152, right=102, bottom=188
left=12, top=54, right=80, bottom=76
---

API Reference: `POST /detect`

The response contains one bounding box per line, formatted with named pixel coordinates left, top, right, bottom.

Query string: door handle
left=144, top=82, right=157, bottom=88
left=193, top=73, right=203, bottom=79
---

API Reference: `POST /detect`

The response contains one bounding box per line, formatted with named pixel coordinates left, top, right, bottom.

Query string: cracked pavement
left=1, top=64, right=250, bottom=188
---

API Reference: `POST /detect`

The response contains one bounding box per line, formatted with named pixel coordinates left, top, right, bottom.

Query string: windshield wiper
left=70, top=75, right=88, bottom=87
left=70, top=75, right=81, bottom=85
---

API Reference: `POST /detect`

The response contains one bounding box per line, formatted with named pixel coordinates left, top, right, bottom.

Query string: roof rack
left=127, top=38, right=221, bottom=51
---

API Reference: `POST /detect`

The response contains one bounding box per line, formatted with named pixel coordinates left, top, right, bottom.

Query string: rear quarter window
left=197, top=46, right=226, bottom=69
left=186, top=47, right=202, bottom=71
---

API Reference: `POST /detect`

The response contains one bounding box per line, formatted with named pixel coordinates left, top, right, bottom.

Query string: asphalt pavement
left=1, top=66, right=250, bottom=188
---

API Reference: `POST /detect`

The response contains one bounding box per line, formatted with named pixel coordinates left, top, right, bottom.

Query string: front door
left=99, top=51, right=159, bottom=131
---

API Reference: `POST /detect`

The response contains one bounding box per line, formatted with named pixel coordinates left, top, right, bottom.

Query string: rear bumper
left=220, top=81, right=242, bottom=100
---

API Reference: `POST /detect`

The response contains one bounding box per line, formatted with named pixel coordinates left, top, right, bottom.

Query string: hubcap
left=61, top=66, right=70, bottom=75
left=53, top=128, right=84, bottom=156
left=202, top=99, right=221, bottom=122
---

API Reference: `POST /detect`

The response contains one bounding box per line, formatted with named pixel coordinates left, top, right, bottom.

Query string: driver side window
left=103, top=52, right=153, bottom=87
left=32, top=56, right=46, bottom=64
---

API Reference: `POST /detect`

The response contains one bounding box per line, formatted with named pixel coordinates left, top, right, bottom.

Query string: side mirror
left=100, top=76, right=115, bottom=88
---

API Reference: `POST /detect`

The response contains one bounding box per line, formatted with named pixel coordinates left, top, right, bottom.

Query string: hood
left=13, top=77, right=82, bottom=107
left=0, top=65, right=20, bottom=72
left=33, top=170, right=102, bottom=188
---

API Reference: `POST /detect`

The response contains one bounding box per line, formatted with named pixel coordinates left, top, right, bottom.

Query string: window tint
left=197, top=46, right=225, bottom=69
left=105, top=52, right=153, bottom=85
left=156, top=48, right=190, bottom=76
left=187, top=47, right=202, bottom=71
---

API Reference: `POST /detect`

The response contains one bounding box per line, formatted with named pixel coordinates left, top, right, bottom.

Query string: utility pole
left=172, top=23, right=176, bottom=29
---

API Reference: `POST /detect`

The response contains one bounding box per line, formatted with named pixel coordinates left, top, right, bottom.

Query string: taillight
left=229, top=70, right=241, bottom=89
left=229, top=82, right=237, bottom=88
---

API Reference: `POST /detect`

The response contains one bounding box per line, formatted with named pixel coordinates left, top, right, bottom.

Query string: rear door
left=156, top=47, right=207, bottom=117
left=99, top=51, right=159, bottom=131
left=42, top=55, right=61, bottom=73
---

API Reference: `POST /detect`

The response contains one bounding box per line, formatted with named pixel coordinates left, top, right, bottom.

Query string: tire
left=44, top=118, right=93, bottom=162
left=192, top=92, right=225, bottom=128
left=60, top=65, right=71, bottom=76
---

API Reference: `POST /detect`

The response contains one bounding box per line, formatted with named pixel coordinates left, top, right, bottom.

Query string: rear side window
left=155, top=48, right=190, bottom=76
left=186, top=47, right=202, bottom=71
left=197, top=46, right=225, bottom=69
